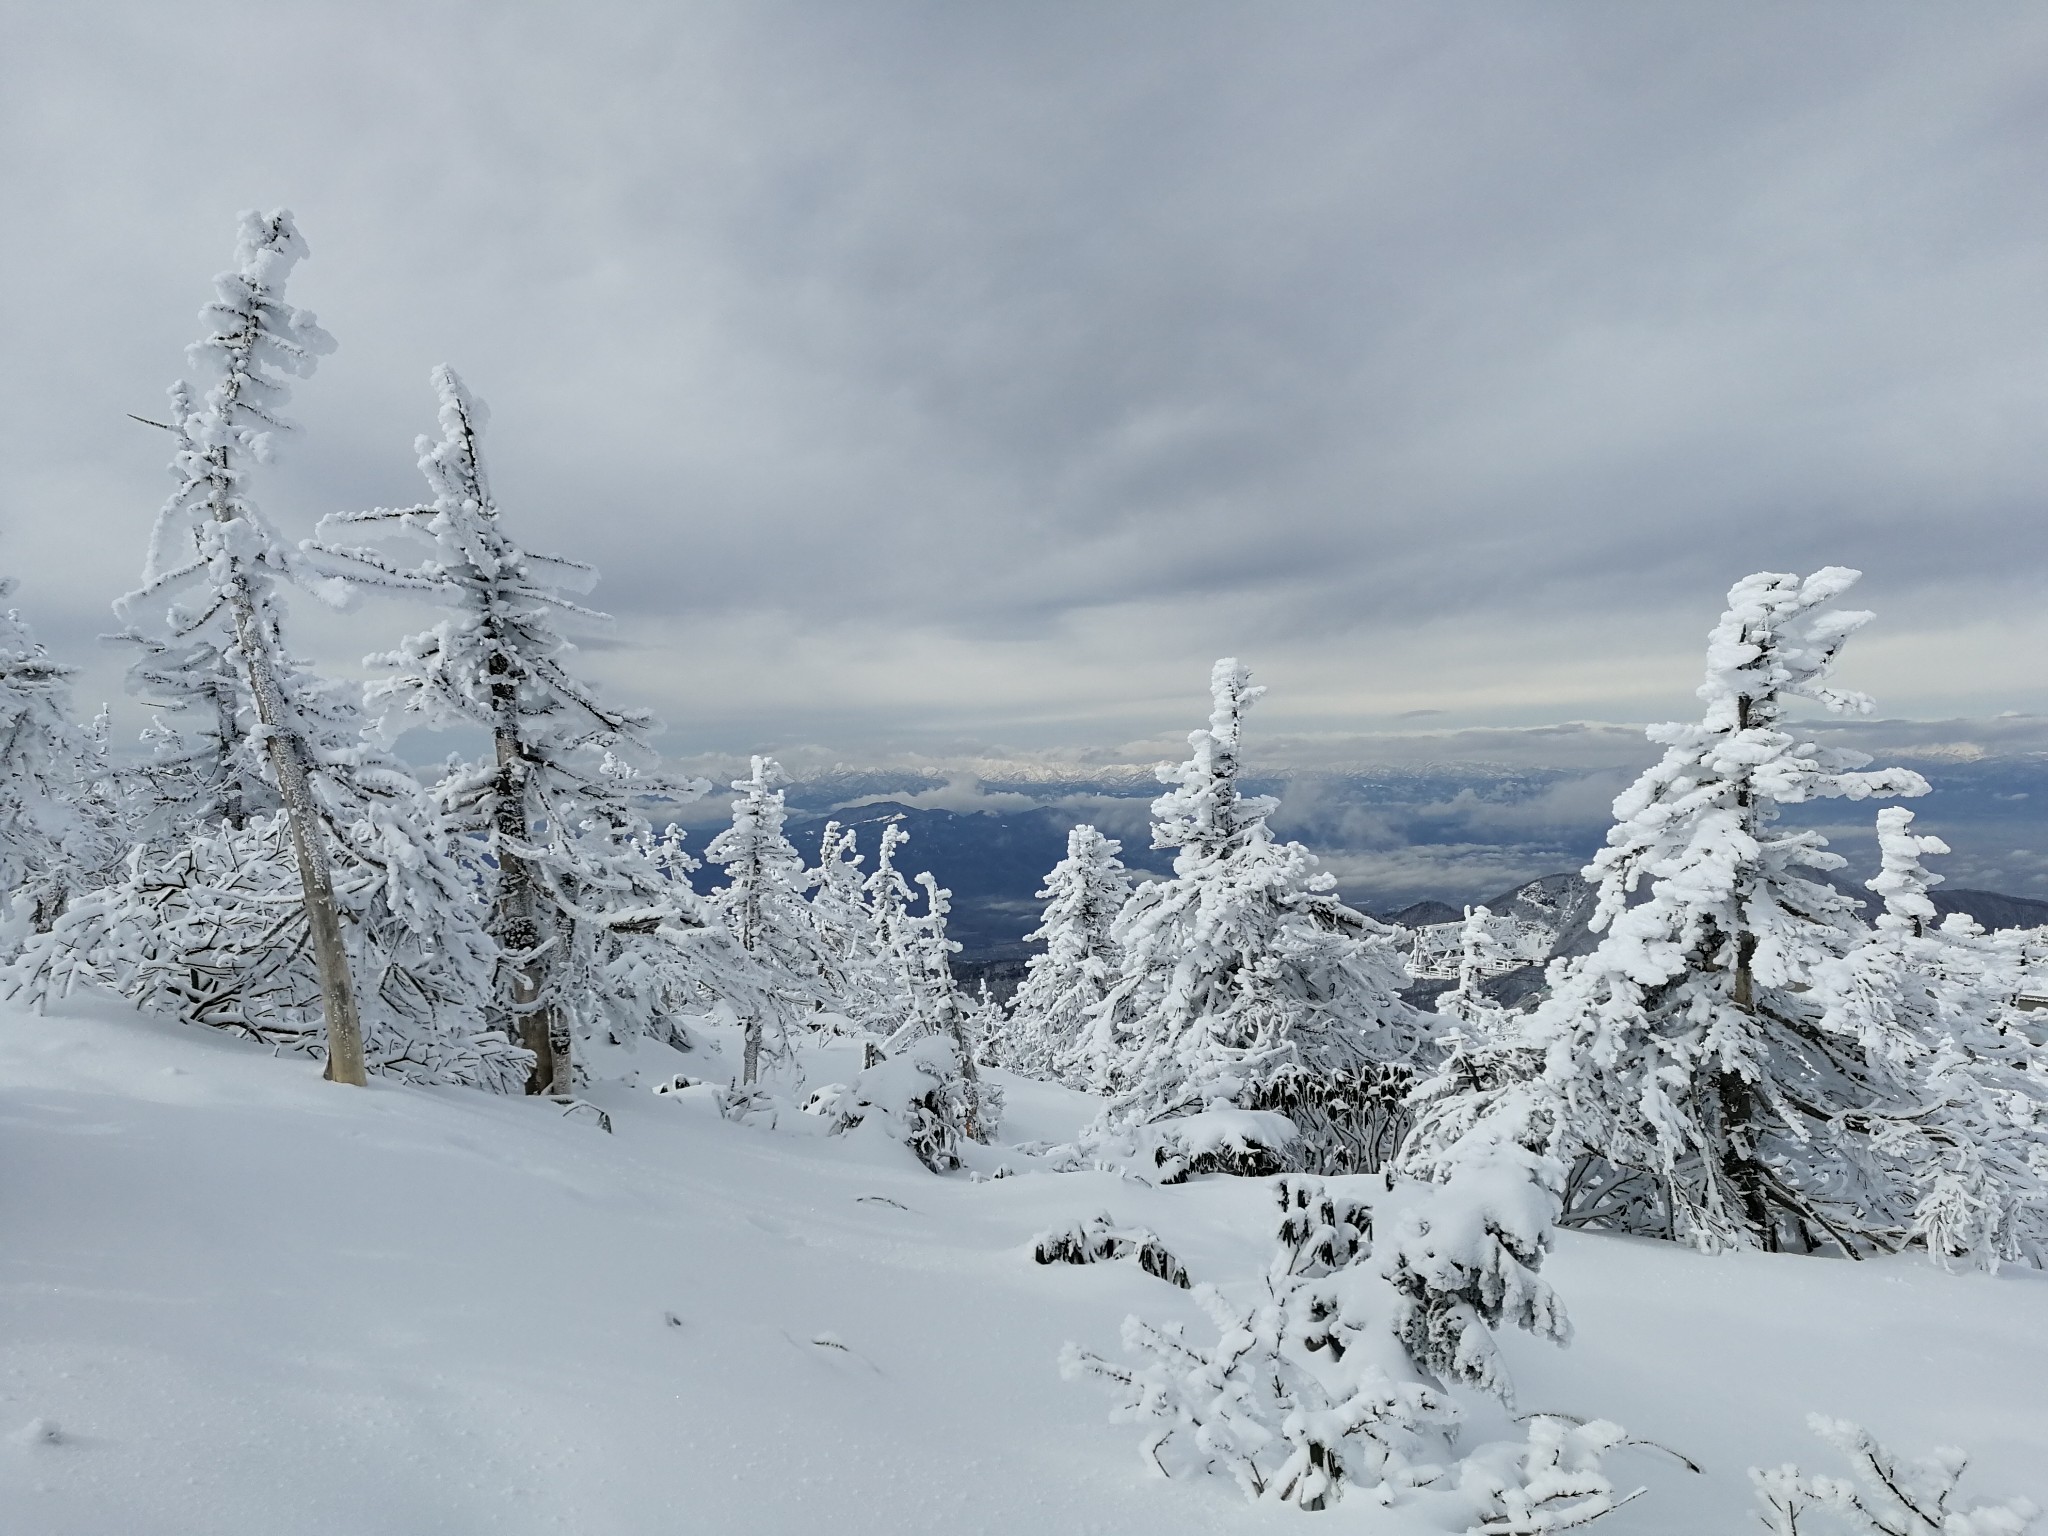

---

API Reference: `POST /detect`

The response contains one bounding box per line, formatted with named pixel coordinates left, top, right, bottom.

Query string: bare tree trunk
left=485, top=643, right=563, bottom=1096
left=941, top=991, right=985, bottom=1142
left=212, top=675, right=246, bottom=829
left=741, top=1016, right=762, bottom=1085
left=492, top=730, right=560, bottom=1095
left=1719, top=695, right=1776, bottom=1247
left=221, top=571, right=365, bottom=1087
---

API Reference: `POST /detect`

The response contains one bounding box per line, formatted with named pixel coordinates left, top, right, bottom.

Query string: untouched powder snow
left=2, top=1000, right=2044, bottom=1534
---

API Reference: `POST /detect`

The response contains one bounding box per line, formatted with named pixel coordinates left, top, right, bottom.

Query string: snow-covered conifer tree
left=864, top=820, right=917, bottom=972
left=1464, top=569, right=1935, bottom=1251
left=1807, top=808, right=2048, bottom=1268
left=1434, top=905, right=1515, bottom=1042
left=1004, top=824, right=1131, bottom=1083
left=704, top=756, right=835, bottom=1082
left=310, top=366, right=709, bottom=1092
left=884, top=871, right=993, bottom=1141
left=1086, top=660, right=1430, bottom=1175
left=804, top=820, right=896, bottom=1031
left=0, top=584, right=121, bottom=942
left=800, top=846, right=996, bottom=1166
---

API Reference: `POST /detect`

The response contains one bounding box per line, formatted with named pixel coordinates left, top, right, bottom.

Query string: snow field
left=3, top=999, right=2043, bottom=1533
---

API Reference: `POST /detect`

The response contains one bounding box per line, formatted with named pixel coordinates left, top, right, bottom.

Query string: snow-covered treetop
left=1590, top=568, right=1928, bottom=932
left=186, top=210, right=335, bottom=467
left=1868, top=806, right=1948, bottom=935
left=704, top=756, right=802, bottom=887
left=1697, top=567, right=1879, bottom=730
left=1024, top=824, right=1130, bottom=949
left=121, top=209, right=338, bottom=630
left=1151, top=658, right=1279, bottom=861
left=311, top=367, right=672, bottom=779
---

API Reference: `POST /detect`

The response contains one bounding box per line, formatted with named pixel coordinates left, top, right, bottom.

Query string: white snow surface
left=2, top=999, right=2043, bottom=1533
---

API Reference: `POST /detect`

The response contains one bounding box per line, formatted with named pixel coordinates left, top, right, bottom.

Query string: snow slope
left=3, top=1000, right=2043, bottom=1533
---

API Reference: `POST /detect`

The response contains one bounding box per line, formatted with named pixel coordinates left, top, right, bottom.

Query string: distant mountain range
left=668, top=759, right=2048, bottom=969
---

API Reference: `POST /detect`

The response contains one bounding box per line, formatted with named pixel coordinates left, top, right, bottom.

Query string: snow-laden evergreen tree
left=1084, top=659, right=1431, bottom=1176
left=804, top=846, right=998, bottom=1165
left=849, top=819, right=921, bottom=1029
left=1436, top=569, right=1934, bottom=1253
left=1434, top=904, right=1515, bottom=1043
left=1808, top=808, right=2048, bottom=1268
left=804, top=820, right=894, bottom=1031
left=885, top=871, right=994, bottom=1140
left=28, top=214, right=516, bottom=1090
left=1004, top=824, right=1131, bottom=1083
left=310, top=366, right=711, bottom=1092
left=704, top=756, right=836, bottom=1082
left=0, top=583, right=123, bottom=944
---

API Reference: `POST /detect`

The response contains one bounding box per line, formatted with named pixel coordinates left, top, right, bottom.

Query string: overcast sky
left=5, top=2, right=2045, bottom=769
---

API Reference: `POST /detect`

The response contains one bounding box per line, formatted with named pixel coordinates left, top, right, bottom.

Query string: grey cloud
left=4, top=4, right=2046, bottom=760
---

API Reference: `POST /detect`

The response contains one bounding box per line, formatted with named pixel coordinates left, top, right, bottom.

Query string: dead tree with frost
left=20, top=221, right=519, bottom=1090
left=311, top=366, right=711, bottom=1092
left=102, top=212, right=365, bottom=1082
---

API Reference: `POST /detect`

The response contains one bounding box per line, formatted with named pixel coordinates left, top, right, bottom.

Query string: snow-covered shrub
left=1064, top=1170, right=1607, bottom=1515
left=1063, top=1176, right=1456, bottom=1510
left=1454, top=1416, right=1642, bottom=1535
left=802, top=1035, right=976, bottom=1173
left=1144, top=1107, right=1300, bottom=1183
left=1388, top=1083, right=1571, bottom=1405
left=19, top=813, right=529, bottom=1092
left=1032, top=1213, right=1191, bottom=1288
left=1751, top=1415, right=2038, bottom=1536
left=1083, top=660, right=1434, bottom=1174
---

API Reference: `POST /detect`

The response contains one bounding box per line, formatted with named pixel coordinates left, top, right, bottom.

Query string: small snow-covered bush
left=1455, top=1416, right=1642, bottom=1534
left=1064, top=1153, right=1627, bottom=1519
left=802, top=1036, right=977, bottom=1173
left=1145, top=1107, right=1299, bottom=1184
left=1032, top=1213, right=1191, bottom=1288
left=1063, top=1174, right=1452, bottom=1510
left=1751, top=1415, right=2038, bottom=1536
left=1386, top=1084, right=1571, bottom=1405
